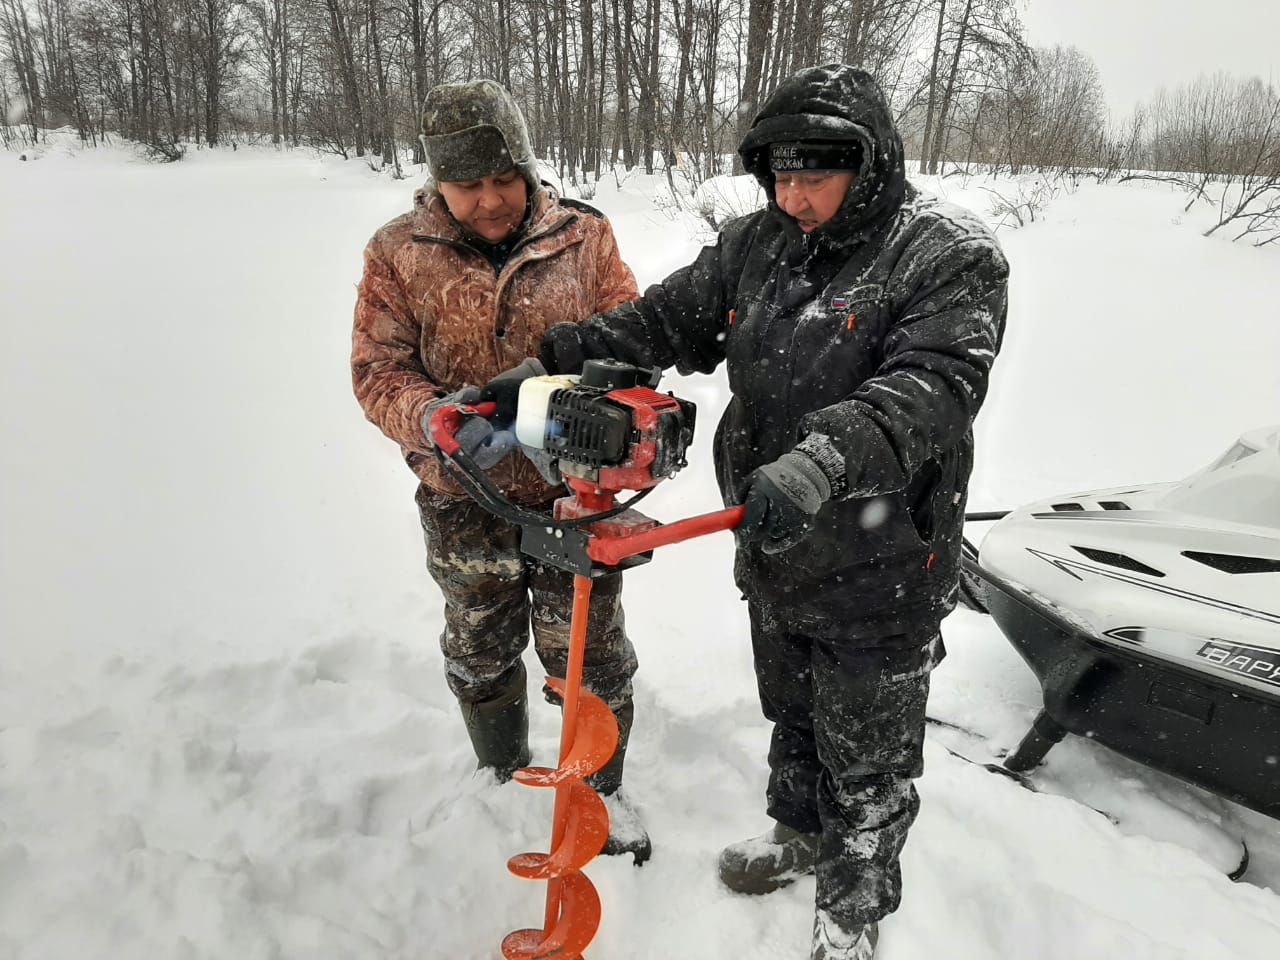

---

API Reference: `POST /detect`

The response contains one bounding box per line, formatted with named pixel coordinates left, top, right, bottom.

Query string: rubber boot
left=717, top=820, right=820, bottom=894
left=587, top=701, right=652, bottom=865
left=460, top=663, right=531, bottom=783
left=811, top=914, right=878, bottom=960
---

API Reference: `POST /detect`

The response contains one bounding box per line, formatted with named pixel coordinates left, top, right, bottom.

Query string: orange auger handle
left=587, top=506, right=745, bottom=567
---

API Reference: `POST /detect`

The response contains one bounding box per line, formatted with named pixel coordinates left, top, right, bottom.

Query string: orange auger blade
left=508, top=781, right=610, bottom=880
left=511, top=687, right=619, bottom=788
left=501, top=871, right=603, bottom=959
left=504, top=574, right=617, bottom=960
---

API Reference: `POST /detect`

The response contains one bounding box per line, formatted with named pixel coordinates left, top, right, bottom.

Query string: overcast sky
left=1020, top=0, right=1280, bottom=120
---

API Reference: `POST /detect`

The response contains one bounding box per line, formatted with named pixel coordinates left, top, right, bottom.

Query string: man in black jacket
left=538, top=64, right=1008, bottom=959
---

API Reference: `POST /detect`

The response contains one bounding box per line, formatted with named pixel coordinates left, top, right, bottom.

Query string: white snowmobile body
left=966, top=426, right=1280, bottom=821
left=979, top=425, right=1280, bottom=698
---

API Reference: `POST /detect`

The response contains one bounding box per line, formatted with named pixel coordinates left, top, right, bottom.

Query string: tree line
left=1, top=0, right=1276, bottom=209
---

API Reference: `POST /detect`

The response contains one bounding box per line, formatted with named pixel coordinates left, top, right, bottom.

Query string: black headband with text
left=769, top=141, right=863, bottom=173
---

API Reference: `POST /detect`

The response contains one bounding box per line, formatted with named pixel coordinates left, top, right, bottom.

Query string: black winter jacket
left=581, top=65, right=1009, bottom=640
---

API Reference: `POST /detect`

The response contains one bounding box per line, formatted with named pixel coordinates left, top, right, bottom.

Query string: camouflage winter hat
left=420, top=79, right=540, bottom=187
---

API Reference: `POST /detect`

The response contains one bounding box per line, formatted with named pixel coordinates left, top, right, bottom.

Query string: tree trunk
left=612, top=0, right=634, bottom=168
left=635, top=0, right=660, bottom=174
left=919, top=0, right=946, bottom=174
left=671, top=0, right=693, bottom=141
left=929, top=0, right=972, bottom=174
left=736, top=0, right=774, bottom=172
left=1, top=0, right=45, bottom=136
left=580, top=0, right=597, bottom=176
left=768, top=0, right=792, bottom=91
left=530, top=8, right=545, bottom=158
left=410, top=0, right=427, bottom=160
left=369, top=0, right=396, bottom=170
left=702, top=0, right=721, bottom=178
left=325, top=0, right=365, bottom=156
left=149, top=1, right=178, bottom=144
left=280, top=0, right=291, bottom=146
left=202, top=0, right=221, bottom=146
left=594, top=0, right=608, bottom=177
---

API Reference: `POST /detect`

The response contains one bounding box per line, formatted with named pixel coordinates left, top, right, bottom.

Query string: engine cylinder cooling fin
left=545, top=390, right=633, bottom=467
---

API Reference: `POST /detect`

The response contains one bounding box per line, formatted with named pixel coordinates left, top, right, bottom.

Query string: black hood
left=739, top=64, right=907, bottom=245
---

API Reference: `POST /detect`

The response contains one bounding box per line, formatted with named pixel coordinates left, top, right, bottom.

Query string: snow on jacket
left=572, top=64, right=1010, bottom=639
left=352, top=184, right=640, bottom=503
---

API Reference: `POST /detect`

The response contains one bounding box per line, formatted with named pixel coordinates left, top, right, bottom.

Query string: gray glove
left=423, top=386, right=480, bottom=442
left=521, top=444, right=563, bottom=485
left=457, top=420, right=520, bottom=470
left=422, top=386, right=517, bottom=471
left=736, top=450, right=833, bottom=555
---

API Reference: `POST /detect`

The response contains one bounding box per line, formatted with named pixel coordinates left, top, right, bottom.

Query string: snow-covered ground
left=2, top=137, right=1279, bottom=960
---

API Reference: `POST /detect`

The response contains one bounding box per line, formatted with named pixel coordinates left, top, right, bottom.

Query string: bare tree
left=321, top=0, right=364, bottom=155
left=1, top=0, right=44, bottom=138
left=733, top=0, right=771, bottom=171
left=975, top=45, right=1106, bottom=175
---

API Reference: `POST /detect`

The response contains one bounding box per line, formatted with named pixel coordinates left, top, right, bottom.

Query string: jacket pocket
left=904, top=459, right=943, bottom=547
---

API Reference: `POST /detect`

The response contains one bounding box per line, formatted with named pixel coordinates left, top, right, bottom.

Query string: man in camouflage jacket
left=351, top=79, right=650, bottom=861
left=538, top=64, right=1009, bottom=957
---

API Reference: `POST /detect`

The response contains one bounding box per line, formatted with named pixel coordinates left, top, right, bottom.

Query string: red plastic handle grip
left=428, top=400, right=498, bottom=456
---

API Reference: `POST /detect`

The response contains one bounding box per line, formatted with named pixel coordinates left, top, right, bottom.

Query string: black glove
left=736, top=450, right=833, bottom=555
left=478, top=357, right=546, bottom=427
left=540, top=322, right=592, bottom=375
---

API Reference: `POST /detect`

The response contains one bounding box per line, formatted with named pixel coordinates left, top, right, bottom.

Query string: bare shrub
left=1121, top=74, right=1280, bottom=244
left=981, top=178, right=1059, bottom=230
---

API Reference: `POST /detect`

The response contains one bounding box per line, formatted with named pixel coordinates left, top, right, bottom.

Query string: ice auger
left=429, top=360, right=743, bottom=959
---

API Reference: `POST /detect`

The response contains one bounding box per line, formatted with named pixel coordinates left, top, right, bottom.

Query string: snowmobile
left=958, top=425, right=1280, bottom=824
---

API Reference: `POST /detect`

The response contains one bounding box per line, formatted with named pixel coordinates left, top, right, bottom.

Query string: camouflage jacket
left=352, top=184, right=639, bottom=503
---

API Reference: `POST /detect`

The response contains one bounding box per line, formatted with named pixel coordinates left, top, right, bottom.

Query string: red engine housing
left=541, top=381, right=694, bottom=497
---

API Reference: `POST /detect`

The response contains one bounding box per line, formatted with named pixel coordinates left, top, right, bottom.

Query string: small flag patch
left=831, top=296, right=849, bottom=309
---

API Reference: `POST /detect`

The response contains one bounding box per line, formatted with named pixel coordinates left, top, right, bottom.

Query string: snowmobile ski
left=925, top=716, right=1251, bottom=881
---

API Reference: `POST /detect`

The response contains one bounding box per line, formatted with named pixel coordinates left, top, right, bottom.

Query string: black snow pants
left=416, top=485, right=638, bottom=712
left=750, top=601, right=942, bottom=930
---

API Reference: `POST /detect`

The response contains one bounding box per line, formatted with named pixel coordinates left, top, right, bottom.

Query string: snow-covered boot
left=587, top=701, right=652, bottom=865
left=599, top=789, right=651, bottom=865
left=810, top=913, right=878, bottom=960
left=717, top=821, right=820, bottom=894
left=461, top=664, right=531, bottom=783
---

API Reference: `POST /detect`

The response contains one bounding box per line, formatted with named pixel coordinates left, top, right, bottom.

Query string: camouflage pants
left=416, top=485, right=638, bottom=711
left=749, top=601, right=942, bottom=930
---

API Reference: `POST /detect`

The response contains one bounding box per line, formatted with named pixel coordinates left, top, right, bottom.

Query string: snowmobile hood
left=738, top=63, right=908, bottom=246
left=976, top=426, right=1280, bottom=697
